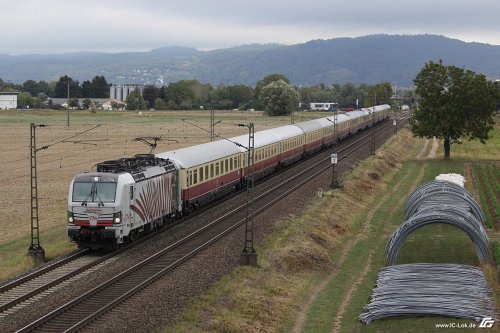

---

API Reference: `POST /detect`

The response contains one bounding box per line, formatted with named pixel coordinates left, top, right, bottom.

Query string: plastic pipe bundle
left=386, top=206, right=491, bottom=265
left=360, top=263, right=495, bottom=323
left=404, top=180, right=485, bottom=224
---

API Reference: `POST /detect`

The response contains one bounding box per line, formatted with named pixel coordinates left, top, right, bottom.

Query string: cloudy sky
left=2, top=0, right=499, bottom=54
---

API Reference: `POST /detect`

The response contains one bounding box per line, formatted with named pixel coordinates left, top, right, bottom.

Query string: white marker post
left=331, top=153, right=340, bottom=188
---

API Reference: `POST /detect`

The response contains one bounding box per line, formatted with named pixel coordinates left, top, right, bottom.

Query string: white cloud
left=1, top=0, right=499, bottom=54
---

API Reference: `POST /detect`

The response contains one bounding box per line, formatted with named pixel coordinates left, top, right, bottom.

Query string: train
left=67, top=105, right=391, bottom=248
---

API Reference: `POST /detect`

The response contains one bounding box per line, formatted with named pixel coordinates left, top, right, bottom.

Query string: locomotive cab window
left=72, top=182, right=117, bottom=203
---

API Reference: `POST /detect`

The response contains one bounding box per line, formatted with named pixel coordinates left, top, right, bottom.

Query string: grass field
left=0, top=108, right=328, bottom=281
left=162, top=123, right=500, bottom=333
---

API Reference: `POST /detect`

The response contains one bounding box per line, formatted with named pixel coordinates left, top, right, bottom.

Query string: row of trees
left=125, top=74, right=392, bottom=114
left=0, top=76, right=110, bottom=99
left=2, top=74, right=393, bottom=114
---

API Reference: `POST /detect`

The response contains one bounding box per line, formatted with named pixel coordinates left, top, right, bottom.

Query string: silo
left=116, top=85, right=122, bottom=101
left=110, top=86, right=116, bottom=100
left=122, top=86, right=129, bottom=101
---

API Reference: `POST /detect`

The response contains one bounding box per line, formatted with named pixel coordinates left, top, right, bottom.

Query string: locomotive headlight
left=113, top=212, right=122, bottom=224
left=68, top=212, right=74, bottom=224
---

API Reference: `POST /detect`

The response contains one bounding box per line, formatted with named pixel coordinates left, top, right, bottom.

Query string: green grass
left=447, top=125, right=500, bottom=160
left=0, top=109, right=328, bottom=126
left=0, top=224, right=76, bottom=281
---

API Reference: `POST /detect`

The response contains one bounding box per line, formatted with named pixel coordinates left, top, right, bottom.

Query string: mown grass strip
left=0, top=224, right=75, bottom=281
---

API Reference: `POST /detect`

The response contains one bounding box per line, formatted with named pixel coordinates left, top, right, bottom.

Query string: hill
left=1, top=35, right=499, bottom=86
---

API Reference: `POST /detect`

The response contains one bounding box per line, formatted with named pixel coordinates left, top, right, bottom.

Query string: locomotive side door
left=127, top=183, right=136, bottom=229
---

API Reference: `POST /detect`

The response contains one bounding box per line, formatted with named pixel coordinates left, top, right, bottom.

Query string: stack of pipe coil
left=360, top=263, right=495, bottom=323
left=386, top=205, right=491, bottom=265
left=361, top=178, right=495, bottom=324
left=386, top=180, right=491, bottom=265
left=404, top=180, right=485, bottom=224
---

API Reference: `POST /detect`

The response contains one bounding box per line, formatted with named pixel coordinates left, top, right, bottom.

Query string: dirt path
left=330, top=251, right=374, bottom=333
left=428, top=137, right=440, bottom=159
left=416, top=139, right=430, bottom=159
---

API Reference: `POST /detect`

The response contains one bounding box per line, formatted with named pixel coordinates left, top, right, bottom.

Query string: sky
left=1, top=0, right=499, bottom=54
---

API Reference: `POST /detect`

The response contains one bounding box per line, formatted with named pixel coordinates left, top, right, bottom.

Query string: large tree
left=54, top=75, right=80, bottom=98
left=126, top=89, right=146, bottom=111
left=411, top=61, right=498, bottom=159
left=142, top=85, right=160, bottom=108
left=91, top=75, right=109, bottom=98
left=253, top=73, right=290, bottom=110
left=259, top=79, right=299, bottom=116
left=365, top=83, right=392, bottom=106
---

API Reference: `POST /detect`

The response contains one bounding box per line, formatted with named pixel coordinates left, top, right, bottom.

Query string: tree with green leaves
left=259, top=79, right=299, bottom=116
left=54, top=75, right=79, bottom=98
left=126, top=89, right=146, bottom=111
left=17, top=92, right=34, bottom=109
left=142, top=85, right=160, bottom=108
left=253, top=74, right=290, bottom=110
left=411, top=61, right=498, bottom=159
left=91, top=75, right=109, bottom=98
left=365, top=83, right=392, bottom=106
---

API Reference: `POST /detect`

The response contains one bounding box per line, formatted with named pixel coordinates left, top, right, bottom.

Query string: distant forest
left=0, top=35, right=499, bottom=87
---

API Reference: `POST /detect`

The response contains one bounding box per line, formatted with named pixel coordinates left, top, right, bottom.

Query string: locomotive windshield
left=72, top=182, right=117, bottom=203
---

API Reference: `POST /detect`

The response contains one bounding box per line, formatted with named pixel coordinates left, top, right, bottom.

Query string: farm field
left=0, top=108, right=327, bottom=280
left=163, top=122, right=500, bottom=333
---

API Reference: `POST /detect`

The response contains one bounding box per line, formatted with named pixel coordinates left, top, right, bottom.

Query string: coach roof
left=229, top=130, right=279, bottom=152
left=156, top=140, right=242, bottom=169
left=266, top=125, right=304, bottom=140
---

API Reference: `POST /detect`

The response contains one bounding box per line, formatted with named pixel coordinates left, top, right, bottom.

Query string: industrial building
left=109, top=85, right=144, bottom=101
left=0, top=92, right=19, bottom=109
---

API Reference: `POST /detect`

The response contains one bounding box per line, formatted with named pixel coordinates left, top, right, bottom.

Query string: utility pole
left=66, top=82, right=70, bottom=127
left=330, top=153, right=340, bottom=188
left=28, top=123, right=46, bottom=263
left=370, top=93, right=376, bottom=155
left=210, top=107, right=215, bottom=142
left=290, top=109, right=295, bottom=124
left=240, top=123, right=257, bottom=266
left=334, top=111, right=338, bottom=143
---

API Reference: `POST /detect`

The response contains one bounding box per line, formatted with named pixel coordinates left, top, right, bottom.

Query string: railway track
left=15, top=116, right=406, bottom=332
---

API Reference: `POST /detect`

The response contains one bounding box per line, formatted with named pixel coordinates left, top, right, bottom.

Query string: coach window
left=230, top=158, right=233, bottom=170
left=193, top=169, right=198, bottom=184
left=215, top=162, right=220, bottom=176
left=210, top=164, right=214, bottom=178
left=189, top=171, right=193, bottom=186
left=199, top=167, right=204, bottom=182
left=225, top=159, right=229, bottom=173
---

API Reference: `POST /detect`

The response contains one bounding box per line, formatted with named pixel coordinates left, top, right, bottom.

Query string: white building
left=0, top=92, right=19, bottom=109
left=309, top=102, right=338, bottom=111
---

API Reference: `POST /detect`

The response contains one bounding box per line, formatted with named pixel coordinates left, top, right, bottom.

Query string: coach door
left=128, top=184, right=135, bottom=227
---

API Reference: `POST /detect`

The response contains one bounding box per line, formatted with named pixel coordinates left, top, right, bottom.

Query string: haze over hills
left=1, top=35, right=499, bottom=87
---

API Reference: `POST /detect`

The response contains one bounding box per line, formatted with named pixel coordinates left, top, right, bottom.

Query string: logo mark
left=479, top=317, right=495, bottom=328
